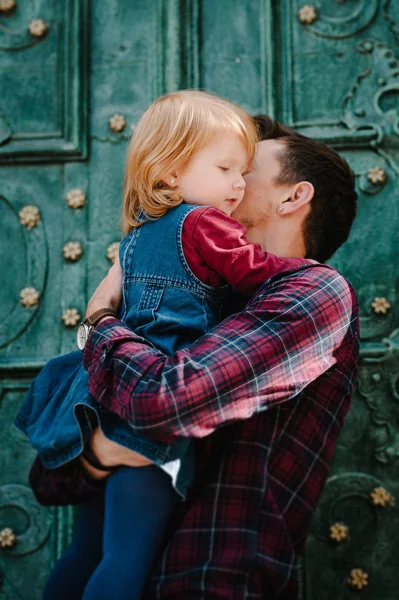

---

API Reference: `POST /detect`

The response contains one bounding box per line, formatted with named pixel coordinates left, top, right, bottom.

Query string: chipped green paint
left=0, top=1, right=398, bottom=597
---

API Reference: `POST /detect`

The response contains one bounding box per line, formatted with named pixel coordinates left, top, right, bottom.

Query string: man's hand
left=86, top=255, right=123, bottom=319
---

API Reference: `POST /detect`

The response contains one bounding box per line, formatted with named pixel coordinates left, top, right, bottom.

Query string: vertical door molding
left=156, top=0, right=201, bottom=93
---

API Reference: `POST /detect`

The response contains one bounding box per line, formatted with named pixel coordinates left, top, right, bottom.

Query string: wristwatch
left=77, top=308, right=119, bottom=351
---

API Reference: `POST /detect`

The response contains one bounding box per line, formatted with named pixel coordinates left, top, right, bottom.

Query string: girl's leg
left=82, top=466, right=178, bottom=600
left=42, top=492, right=105, bottom=600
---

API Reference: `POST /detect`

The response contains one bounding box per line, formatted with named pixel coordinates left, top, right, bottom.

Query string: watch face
left=77, top=323, right=88, bottom=351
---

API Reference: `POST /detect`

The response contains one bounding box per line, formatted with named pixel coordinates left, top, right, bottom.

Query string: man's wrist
left=85, top=307, right=119, bottom=326
left=77, top=309, right=119, bottom=351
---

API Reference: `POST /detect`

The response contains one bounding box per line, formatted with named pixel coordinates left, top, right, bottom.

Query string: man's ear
left=281, top=181, right=314, bottom=215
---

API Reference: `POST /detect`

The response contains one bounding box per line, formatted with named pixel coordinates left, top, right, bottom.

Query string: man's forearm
left=83, top=267, right=358, bottom=442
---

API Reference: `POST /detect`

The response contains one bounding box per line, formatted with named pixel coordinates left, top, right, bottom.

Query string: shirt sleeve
left=83, top=267, right=359, bottom=443
left=182, top=207, right=312, bottom=296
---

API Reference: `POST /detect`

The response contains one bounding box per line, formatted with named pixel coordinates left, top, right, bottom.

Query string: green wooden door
left=0, top=1, right=398, bottom=597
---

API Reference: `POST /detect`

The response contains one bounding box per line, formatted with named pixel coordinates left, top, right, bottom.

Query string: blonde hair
left=122, top=90, right=258, bottom=233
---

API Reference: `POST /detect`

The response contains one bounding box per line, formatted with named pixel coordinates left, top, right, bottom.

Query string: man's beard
left=239, top=208, right=271, bottom=230
left=233, top=197, right=273, bottom=230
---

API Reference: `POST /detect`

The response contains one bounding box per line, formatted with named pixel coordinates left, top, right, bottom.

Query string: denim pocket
left=136, top=283, right=165, bottom=333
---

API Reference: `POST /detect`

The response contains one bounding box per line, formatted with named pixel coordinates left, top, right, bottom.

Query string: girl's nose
left=234, top=175, right=246, bottom=190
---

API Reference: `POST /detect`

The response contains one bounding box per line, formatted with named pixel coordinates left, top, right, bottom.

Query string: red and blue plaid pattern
left=81, top=264, right=359, bottom=599
left=33, top=265, right=358, bottom=599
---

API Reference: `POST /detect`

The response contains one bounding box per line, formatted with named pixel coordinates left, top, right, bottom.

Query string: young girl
left=16, top=91, right=310, bottom=600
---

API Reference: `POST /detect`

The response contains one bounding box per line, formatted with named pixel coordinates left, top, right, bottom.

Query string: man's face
left=232, top=139, right=290, bottom=228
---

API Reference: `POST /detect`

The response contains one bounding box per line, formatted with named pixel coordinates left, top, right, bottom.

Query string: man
left=33, top=116, right=359, bottom=599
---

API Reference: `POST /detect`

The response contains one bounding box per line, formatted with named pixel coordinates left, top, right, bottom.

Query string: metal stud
left=370, top=486, right=395, bottom=507
left=362, top=41, right=373, bottom=53
left=28, top=19, right=47, bottom=38
left=367, top=166, right=387, bottom=184
left=63, top=241, right=83, bottom=261
left=371, top=372, right=381, bottom=383
left=66, top=189, right=86, bottom=209
left=0, top=528, right=16, bottom=549
left=62, top=308, right=81, bottom=327
left=20, top=287, right=40, bottom=307
left=298, top=5, right=317, bottom=24
left=19, top=205, right=41, bottom=229
left=107, top=242, right=120, bottom=264
left=0, top=0, right=16, bottom=12
left=371, top=297, right=391, bottom=315
left=329, top=522, right=349, bottom=542
left=347, top=568, right=369, bottom=591
left=109, top=114, right=127, bottom=132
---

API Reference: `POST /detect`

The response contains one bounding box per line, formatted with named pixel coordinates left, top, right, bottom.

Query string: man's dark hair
left=254, top=115, right=358, bottom=263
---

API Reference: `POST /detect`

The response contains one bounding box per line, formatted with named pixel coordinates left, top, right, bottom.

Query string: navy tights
left=43, top=466, right=178, bottom=600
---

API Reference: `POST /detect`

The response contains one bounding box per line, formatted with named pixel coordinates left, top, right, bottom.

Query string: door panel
left=0, top=383, right=52, bottom=600
left=0, top=0, right=89, bottom=162
left=1, top=1, right=398, bottom=597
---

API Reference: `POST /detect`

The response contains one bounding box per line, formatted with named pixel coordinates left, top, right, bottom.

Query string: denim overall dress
left=15, top=204, right=230, bottom=498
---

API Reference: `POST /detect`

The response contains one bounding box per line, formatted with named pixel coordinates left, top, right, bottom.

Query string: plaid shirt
left=78, top=264, right=359, bottom=599
left=33, top=264, right=358, bottom=598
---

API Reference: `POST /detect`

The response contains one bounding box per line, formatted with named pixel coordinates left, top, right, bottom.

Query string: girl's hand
left=80, top=428, right=153, bottom=481
left=85, top=255, right=123, bottom=318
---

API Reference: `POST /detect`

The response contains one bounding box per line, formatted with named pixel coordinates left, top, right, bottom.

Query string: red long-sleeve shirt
left=181, top=206, right=309, bottom=293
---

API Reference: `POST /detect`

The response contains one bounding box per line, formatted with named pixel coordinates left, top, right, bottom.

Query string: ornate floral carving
left=371, top=297, right=391, bottom=315
left=62, top=308, right=81, bottom=327
left=0, top=527, right=16, bottom=549
left=305, top=472, right=397, bottom=596
left=28, top=19, right=47, bottom=38
left=0, top=485, right=50, bottom=556
left=63, top=241, right=83, bottom=261
left=66, top=189, right=86, bottom=209
left=107, top=242, right=120, bottom=264
left=368, top=166, right=387, bottom=185
left=109, top=114, right=127, bottom=132
left=20, top=287, right=39, bottom=308
left=347, top=568, right=369, bottom=590
left=342, top=40, right=399, bottom=148
left=355, top=331, right=399, bottom=464
left=370, top=486, right=395, bottom=507
left=298, top=5, right=317, bottom=24
left=0, top=5, right=88, bottom=162
left=0, top=0, right=16, bottom=12
left=299, top=1, right=378, bottom=38
left=19, top=205, right=40, bottom=229
left=329, top=522, right=349, bottom=542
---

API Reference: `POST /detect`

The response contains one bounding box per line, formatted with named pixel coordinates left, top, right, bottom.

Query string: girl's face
left=175, top=133, right=249, bottom=216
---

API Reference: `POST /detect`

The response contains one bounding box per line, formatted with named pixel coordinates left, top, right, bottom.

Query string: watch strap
left=85, top=308, right=119, bottom=327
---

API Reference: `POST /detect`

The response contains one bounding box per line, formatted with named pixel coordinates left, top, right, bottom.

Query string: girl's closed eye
left=219, top=166, right=230, bottom=172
